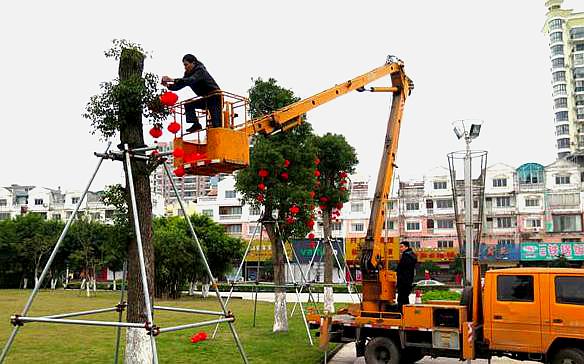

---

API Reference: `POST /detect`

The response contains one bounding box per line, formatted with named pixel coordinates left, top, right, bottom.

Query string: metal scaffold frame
left=0, top=143, right=249, bottom=364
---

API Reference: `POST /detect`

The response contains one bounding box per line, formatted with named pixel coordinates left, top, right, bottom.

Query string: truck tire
left=552, top=348, right=584, bottom=364
left=400, top=347, right=425, bottom=363
left=364, top=337, right=400, bottom=364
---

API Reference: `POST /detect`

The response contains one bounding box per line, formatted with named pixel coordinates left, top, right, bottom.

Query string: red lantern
left=168, top=121, right=180, bottom=134
left=307, top=220, right=315, bottom=229
left=258, top=183, right=266, bottom=191
left=150, top=150, right=159, bottom=157
left=340, top=186, right=347, bottom=191
left=309, top=241, right=316, bottom=249
left=309, top=191, right=315, bottom=199
left=149, top=126, right=163, bottom=138
left=174, top=166, right=185, bottom=177
left=160, top=91, right=178, bottom=106
left=173, top=147, right=184, bottom=158
left=289, top=205, right=300, bottom=215
left=284, top=159, right=290, bottom=167
left=280, top=172, right=289, bottom=181
left=340, top=179, right=347, bottom=185
left=339, top=171, right=348, bottom=178
left=314, top=158, right=320, bottom=165
left=258, top=169, right=269, bottom=178
left=319, top=196, right=329, bottom=203
left=257, top=194, right=264, bottom=203
left=319, top=205, right=326, bottom=211
left=336, top=202, right=343, bottom=209
left=308, top=233, right=315, bottom=240
left=314, top=170, right=321, bottom=177
left=286, top=216, right=295, bottom=225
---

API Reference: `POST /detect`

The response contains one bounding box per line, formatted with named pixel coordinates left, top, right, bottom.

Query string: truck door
left=547, top=275, right=584, bottom=345
left=490, top=274, right=542, bottom=353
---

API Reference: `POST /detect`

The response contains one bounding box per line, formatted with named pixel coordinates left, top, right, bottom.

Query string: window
left=496, top=217, right=513, bottom=228
left=426, top=199, right=434, bottom=209
left=406, top=221, right=420, bottom=231
left=551, top=45, right=564, bottom=57
left=406, top=202, right=419, bottom=211
left=550, top=32, right=563, bottom=43
left=552, top=215, right=582, bottom=232
left=549, top=19, right=563, bottom=30
left=572, top=27, right=584, bottom=40
left=525, top=198, right=539, bottom=207
left=556, top=111, right=569, bottom=122
left=427, top=219, right=434, bottom=229
left=525, top=219, right=541, bottom=228
left=577, top=94, right=584, bottom=107
left=202, top=209, right=213, bottom=217
left=351, top=223, right=364, bottom=232
left=553, top=83, right=567, bottom=96
left=577, top=80, right=584, bottom=93
left=552, top=71, right=566, bottom=82
left=436, top=219, right=454, bottom=229
left=91, top=213, right=101, bottom=220
left=555, top=98, right=568, bottom=109
left=577, top=44, right=584, bottom=52
left=556, top=124, right=569, bottom=136
left=551, top=57, right=564, bottom=68
left=496, top=196, right=511, bottom=207
left=574, top=67, right=584, bottom=79
left=557, top=138, right=570, bottom=149
left=71, top=197, right=80, bottom=204
left=497, top=275, right=534, bottom=302
left=433, top=181, right=447, bottom=190
left=224, top=190, right=236, bottom=198
left=574, top=53, right=584, bottom=67
left=409, top=241, right=421, bottom=249
left=249, top=224, right=261, bottom=235
left=438, top=240, right=454, bottom=248
left=331, top=222, right=342, bottom=231
left=0, top=212, right=10, bottom=220
left=249, top=206, right=261, bottom=216
left=105, top=210, right=114, bottom=219
left=224, top=224, right=242, bottom=234
left=436, top=199, right=453, bottom=209
left=0, top=199, right=6, bottom=207
left=219, top=206, right=242, bottom=215
left=351, top=202, right=364, bottom=213
left=548, top=193, right=580, bottom=207
left=34, top=199, right=43, bottom=205
left=492, top=178, right=507, bottom=187
left=555, top=175, right=571, bottom=184
left=555, top=276, right=584, bottom=305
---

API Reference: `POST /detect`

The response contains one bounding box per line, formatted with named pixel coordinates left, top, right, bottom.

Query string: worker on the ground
left=396, top=241, right=417, bottom=312
left=162, top=54, right=222, bottom=132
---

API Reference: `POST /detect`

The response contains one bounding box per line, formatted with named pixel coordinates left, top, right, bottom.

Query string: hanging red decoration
left=258, top=183, right=266, bottom=191
left=286, top=216, right=295, bottom=225
left=314, top=158, right=320, bottom=165
left=340, top=179, right=347, bottom=185
left=308, top=233, right=315, bottom=240
left=257, top=194, right=264, bottom=203
left=340, top=186, right=347, bottom=191
left=174, top=166, right=185, bottom=177
left=309, top=191, right=316, bottom=199
left=314, top=170, right=321, bottom=177
left=160, top=91, right=178, bottom=106
left=150, top=150, right=160, bottom=157
left=319, top=196, right=329, bottom=203
left=339, top=171, right=348, bottom=178
left=280, top=172, right=289, bottom=181
left=168, top=121, right=181, bottom=134
left=149, top=125, right=163, bottom=138
left=319, top=205, right=326, bottom=211
left=307, top=220, right=315, bottom=229
left=289, top=205, right=300, bottom=215
left=336, top=202, right=344, bottom=209
left=284, top=159, right=290, bottom=168
left=309, top=241, right=316, bottom=249
left=173, top=147, right=184, bottom=158
left=258, top=169, right=269, bottom=178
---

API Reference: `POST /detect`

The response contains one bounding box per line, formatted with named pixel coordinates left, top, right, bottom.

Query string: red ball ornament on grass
left=174, top=166, right=185, bottom=177
left=173, top=147, right=184, bottom=158
left=168, top=121, right=181, bottom=134
left=160, top=91, right=178, bottom=106
left=258, top=169, right=269, bottom=178
left=149, top=126, right=163, bottom=138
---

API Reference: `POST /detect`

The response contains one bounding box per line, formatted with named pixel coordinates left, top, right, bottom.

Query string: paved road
left=328, top=342, right=539, bottom=364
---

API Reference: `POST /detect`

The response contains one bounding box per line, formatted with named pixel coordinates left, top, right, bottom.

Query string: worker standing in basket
left=162, top=54, right=222, bottom=132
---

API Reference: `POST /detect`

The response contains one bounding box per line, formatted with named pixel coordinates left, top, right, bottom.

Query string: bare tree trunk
left=264, top=213, right=288, bottom=333
left=322, top=209, right=335, bottom=313
left=117, top=48, right=156, bottom=363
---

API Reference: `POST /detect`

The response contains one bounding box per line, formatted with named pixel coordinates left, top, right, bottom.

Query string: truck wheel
left=552, top=348, right=584, bottom=364
left=364, top=337, right=400, bottom=364
left=400, top=347, right=425, bottom=363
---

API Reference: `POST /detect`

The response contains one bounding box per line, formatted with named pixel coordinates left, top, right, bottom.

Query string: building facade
left=543, top=0, right=584, bottom=159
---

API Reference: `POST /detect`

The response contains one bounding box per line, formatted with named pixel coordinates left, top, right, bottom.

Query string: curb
left=318, top=343, right=346, bottom=363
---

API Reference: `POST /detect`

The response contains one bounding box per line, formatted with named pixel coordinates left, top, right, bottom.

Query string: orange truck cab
left=308, top=267, right=584, bottom=364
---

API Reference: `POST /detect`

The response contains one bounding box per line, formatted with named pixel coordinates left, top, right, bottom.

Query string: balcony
left=219, top=214, right=242, bottom=221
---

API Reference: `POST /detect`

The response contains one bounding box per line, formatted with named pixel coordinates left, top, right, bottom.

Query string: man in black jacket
left=162, top=54, right=222, bottom=132
left=396, top=241, right=417, bottom=312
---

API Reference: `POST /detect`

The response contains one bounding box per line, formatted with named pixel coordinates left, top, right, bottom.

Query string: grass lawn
left=0, top=289, right=334, bottom=363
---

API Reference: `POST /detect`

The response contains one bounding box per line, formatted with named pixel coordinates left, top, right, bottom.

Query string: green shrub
left=421, top=290, right=461, bottom=303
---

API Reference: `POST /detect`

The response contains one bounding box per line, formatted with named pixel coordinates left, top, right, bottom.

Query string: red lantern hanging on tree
left=168, top=121, right=181, bottom=134
left=280, top=172, right=289, bottom=181
left=314, top=170, right=321, bottom=177
left=307, top=220, right=315, bottom=229
left=257, top=194, right=264, bottom=203
left=308, top=233, right=315, bottom=240
left=258, top=169, right=269, bottom=178
left=149, top=125, right=163, bottom=138
left=173, top=147, right=184, bottom=158
left=160, top=91, right=178, bottom=106
left=258, top=183, right=266, bottom=191
left=174, top=166, right=185, bottom=177
left=309, top=191, right=315, bottom=199
left=314, top=158, right=320, bottom=165
left=284, top=159, right=290, bottom=168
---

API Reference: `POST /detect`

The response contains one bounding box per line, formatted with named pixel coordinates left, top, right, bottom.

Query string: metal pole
left=464, top=136, right=473, bottom=288
left=14, top=316, right=145, bottom=329
left=288, top=240, right=320, bottom=315
left=163, top=163, right=249, bottom=364
left=45, top=307, right=118, bottom=319
left=114, top=261, right=127, bottom=364
left=0, top=142, right=111, bottom=364
left=252, top=283, right=258, bottom=328
left=291, top=240, right=321, bottom=317
left=158, top=317, right=235, bottom=334
left=327, top=239, right=355, bottom=304
left=124, top=146, right=158, bottom=364
left=154, top=306, right=224, bottom=316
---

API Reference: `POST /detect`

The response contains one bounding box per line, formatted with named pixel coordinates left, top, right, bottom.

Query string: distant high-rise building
left=149, top=141, right=212, bottom=205
left=543, top=0, right=584, bottom=160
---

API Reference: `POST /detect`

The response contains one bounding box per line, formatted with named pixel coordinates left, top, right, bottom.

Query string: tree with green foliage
left=235, top=78, right=317, bottom=332
left=0, top=218, right=21, bottom=288
left=313, top=133, right=357, bottom=286
left=83, top=39, right=167, bottom=362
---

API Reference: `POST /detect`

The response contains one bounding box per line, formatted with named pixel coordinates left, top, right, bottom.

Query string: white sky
left=1, top=0, right=580, bottom=191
